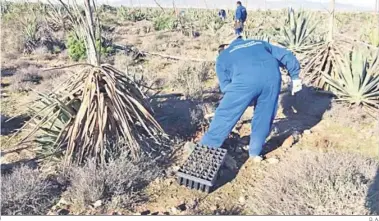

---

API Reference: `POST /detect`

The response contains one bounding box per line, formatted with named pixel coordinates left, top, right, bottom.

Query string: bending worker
left=235, top=1, right=247, bottom=35
left=200, top=36, right=302, bottom=159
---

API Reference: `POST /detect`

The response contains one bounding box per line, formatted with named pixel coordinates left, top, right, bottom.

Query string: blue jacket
left=235, top=5, right=247, bottom=22
left=215, top=38, right=300, bottom=93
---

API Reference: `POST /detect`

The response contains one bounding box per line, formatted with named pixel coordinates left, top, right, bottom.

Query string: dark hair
left=236, top=1, right=242, bottom=5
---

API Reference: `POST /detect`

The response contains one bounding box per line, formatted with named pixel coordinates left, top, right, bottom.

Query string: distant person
left=218, top=9, right=226, bottom=21
left=234, top=1, right=247, bottom=35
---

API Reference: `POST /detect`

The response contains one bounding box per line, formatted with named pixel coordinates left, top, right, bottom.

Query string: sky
left=11, top=0, right=378, bottom=11
left=316, top=0, right=375, bottom=8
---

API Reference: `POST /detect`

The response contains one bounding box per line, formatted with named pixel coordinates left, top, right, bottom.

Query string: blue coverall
left=235, top=5, right=247, bottom=35
left=218, top=9, right=226, bottom=20
left=200, top=38, right=300, bottom=157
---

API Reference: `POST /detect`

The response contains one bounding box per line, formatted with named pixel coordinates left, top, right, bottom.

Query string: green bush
left=66, top=33, right=113, bottom=61
left=117, top=6, right=147, bottom=22
left=153, top=14, right=177, bottom=31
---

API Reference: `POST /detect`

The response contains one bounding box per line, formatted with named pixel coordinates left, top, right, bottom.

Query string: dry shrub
left=0, top=21, right=24, bottom=54
left=248, top=150, right=379, bottom=215
left=323, top=103, right=376, bottom=128
left=64, top=153, right=159, bottom=211
left=170, top=61, right=211, bottom=100
left=323, top=102, right=379, bottom=137
left=1, top=166, right=59, bottom=215
left=8, top=66, right=65, bottom=93
left=113, top=53, right=135, bottom=72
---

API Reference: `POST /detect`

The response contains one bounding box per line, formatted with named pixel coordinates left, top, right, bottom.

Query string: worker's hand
left=291, top=79, right=302, bottom=95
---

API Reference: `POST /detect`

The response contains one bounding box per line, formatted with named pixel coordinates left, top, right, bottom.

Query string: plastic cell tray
left=176, top=144, right=227, bottom=193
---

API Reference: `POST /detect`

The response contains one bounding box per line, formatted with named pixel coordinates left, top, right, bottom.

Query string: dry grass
left=170, top=61, right=212, bottom=100
left=63, top=152, right=159, bottom=211
left=7, top=65, right=65, bottom=93
left=247, top=150, right=379, bottom=215
left=1, top=166, right=60, bottom=215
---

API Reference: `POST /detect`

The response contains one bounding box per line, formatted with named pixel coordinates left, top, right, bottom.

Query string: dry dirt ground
left=1, top=19, right=379, bottom=215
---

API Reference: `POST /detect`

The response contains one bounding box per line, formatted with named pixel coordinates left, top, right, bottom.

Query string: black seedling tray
left=177, top=144, right=227, bottom=193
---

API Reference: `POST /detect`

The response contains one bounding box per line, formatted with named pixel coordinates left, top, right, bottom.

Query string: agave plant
left=323, top=48, right=379, bottom=111
left=279, top=8, right=320, bottom=52
left=13, top=0, right=166, bottom=165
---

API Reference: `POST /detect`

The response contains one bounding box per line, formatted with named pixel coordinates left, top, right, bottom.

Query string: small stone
left=165, top=178, right=173, bottom=186
left=170, top=207, right=178, bottom=214
left=251, top=156, right=263, bottom=163
left=177, top=203, right=187, bottom=211
left=266, top=158, right=279, bottom=164
left=210, top=205, right=218, bottom=211
left=57, top=209, right=70, bottom=215
left=184, top=142, right=197, bottom=157
left=282, top=136, right=295, bottom=148
left=133, top=213, right=141, bottom=215
left=58, top=198, right=69, bottom=206
left=163, top=212, right=170, bottom=215
left=141, top=210, right=151, bottom=215
left=303, top=130, right=312, bottom=135
left=93, top=200, right=102, bottom=208
left=172, top=166, right=180, bottom=171
left=151, top=212, right=159, bottom=215
left=239, top=195, right=246, bottom=204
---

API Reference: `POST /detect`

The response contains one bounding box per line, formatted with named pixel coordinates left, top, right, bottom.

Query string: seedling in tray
left=176, top=144, right=227, bottom=193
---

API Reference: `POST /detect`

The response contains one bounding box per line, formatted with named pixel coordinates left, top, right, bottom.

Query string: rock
left=141, top=210, right=151, bottom=215
left=224, top=154, right=238, bottom=171
left=170, top=207, right=179, bottom=214
left=58, top=198, right=70, bottom=206
left=239, top=195, right=246, bottom=204
left=151, top=212, right=159, bottom=215
left=184, top=142, right=197, bottom=156
left=282, top=136, right=295, bottom=148
left=93, top=200, right=102, bottom=208
left=266, top=158, right=279, bottom=164
left=303, top=129, right=312, bottom=135
left=57, top=209, right=70, bottom=215
left=176, top=203, right=187, bottom=211
left=210, top=204, right=219, bottom=211
left=163, top=212, right=170, bottom=215
left=165, top=178, right=173, bottom=186
left=251, top=156, right=263, bottom=163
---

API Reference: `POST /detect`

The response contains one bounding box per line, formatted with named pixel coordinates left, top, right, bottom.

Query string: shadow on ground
left=367, top=166, right=379, bottom=215
left=152, top=94, right=218, bottom=140
left=1, top=114, right=30, bottom=136
left=263, top=86, right=333, bottom=155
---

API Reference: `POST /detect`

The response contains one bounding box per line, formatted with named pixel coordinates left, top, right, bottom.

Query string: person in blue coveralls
left=200, top=36, right=302, bottom=161
left=234, top=1, right=247, bottom=35
left=218, top=9, right=226, bottom=21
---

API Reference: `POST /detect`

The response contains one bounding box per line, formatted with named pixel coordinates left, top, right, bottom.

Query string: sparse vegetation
left=248, top=151, right=379, bottom=215
left=65, top=153, right=159, bottom=211
left=1, top=166, right=60, bottom=215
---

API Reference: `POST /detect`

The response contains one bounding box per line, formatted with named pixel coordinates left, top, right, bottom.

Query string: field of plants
left=0, top=0, right=379, bottom=215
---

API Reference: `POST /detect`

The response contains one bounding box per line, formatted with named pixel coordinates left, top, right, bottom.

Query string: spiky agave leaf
left=279, top=8, right=320, bottom=52
left=322, top=48, right=379, bottom=112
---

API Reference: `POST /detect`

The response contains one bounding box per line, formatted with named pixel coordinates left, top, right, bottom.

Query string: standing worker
left=218, top=9, right=227, bottom=21
left=234, top=1, right=247, bottom=35
left=200, top=36, right=302, bottom=160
